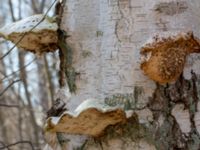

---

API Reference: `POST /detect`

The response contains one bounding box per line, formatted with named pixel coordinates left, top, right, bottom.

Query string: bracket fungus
left=45, top=99, right=126, bottom=137
left=0, top=14, right=58, bottom=55
left=140, top=32, right=200, bottom=84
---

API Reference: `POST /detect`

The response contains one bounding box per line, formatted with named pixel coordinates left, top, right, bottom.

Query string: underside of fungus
left=0, top=14, right=58, bottom=55
left=45, top=99, right=126, bottom=137
left=140, top=31, right=200, bottom=84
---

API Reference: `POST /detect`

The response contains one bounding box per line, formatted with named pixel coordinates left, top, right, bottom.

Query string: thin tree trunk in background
left=0, top=53, right=9, bottom=145
left=0, top=57, right=24, bottom=148
left=36, top=60, right=50, bottom=111
left=17, top=85, right=24, bottom=150
left=9, top=0, right=25, bottom=146
left=18, top=0, right=22, bottom=19
left=31, top=0, right=39, bottom=14
left=39, top=0, right=46, bottom=14
left=44, top=55, right=54, bottom=107
left=0, top=112, right=8, bottom=145
left=34, top=0, right=55, bottom=111
left=8, top=1, right=40, bottom=147
left=18, top=51, right=39, bottom=147
left=8, top=0, right=16, bottom=21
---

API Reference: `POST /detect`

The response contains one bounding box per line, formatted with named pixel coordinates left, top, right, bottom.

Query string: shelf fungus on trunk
left=140, top=31, right=200, bottom=84
left=44, top=99, right=126, bottom=137
left=0, top=14, right=58, bottom=55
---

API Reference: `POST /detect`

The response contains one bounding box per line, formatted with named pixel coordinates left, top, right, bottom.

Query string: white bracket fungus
left=45, top=99, right=126, bottom=137
left=0, top=14, right=58, bottom=55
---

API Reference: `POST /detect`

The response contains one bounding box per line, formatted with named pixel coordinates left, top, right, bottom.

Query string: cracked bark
left=148, top=74, right=200, bottom=149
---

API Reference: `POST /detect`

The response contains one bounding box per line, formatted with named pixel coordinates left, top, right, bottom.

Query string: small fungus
left=45, top=99, right=126, bottom=137
left=140, top=31, right=200, bottom=84
left=0, top=14, right=58, bottom=55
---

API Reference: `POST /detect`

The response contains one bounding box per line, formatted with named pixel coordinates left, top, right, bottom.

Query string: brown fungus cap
left=45, top=99, right=126, bottom=137
left=140, top=31, right=200, bottom=84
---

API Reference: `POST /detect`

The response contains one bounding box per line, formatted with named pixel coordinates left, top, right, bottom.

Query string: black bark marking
left=154, top=1, right=188, bottom=16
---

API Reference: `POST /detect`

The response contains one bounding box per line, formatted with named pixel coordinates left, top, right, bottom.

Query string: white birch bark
left=45, top=0, right=200, bottom=149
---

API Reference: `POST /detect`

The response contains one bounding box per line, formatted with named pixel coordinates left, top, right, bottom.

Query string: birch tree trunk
left=45, top=0, right=200, bottom=149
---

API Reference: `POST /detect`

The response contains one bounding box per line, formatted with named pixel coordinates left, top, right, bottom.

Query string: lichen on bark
left=104, top=86, right=145, bottom=110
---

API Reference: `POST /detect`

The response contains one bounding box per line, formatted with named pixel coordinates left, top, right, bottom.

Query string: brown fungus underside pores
left=140, top=32, right=200, bottom=84
left=0, top=14, right=58, bottom=55
left=44, top=99, right=127, bottom=137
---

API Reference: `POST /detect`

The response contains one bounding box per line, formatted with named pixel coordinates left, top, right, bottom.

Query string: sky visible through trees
left=0, top=0, right=59, bottom=149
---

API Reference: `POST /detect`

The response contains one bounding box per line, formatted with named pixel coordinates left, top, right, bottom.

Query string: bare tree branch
left=0, top=141, right=34, bottom=150
left=0, top=57, right=36, bottom=82
left=0, top=141, right=10, bottom=150
left=0, top=79, right=21, bottom=97
left=0, top=0, right=57, bottom=60
left=0, top=104, right=19, bottom=108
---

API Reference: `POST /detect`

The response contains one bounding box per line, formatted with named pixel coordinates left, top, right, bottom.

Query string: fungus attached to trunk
left=0, top=14, right=58, bottom=55
left=45, top=99, right=126, bottom=137
left=140, top=32, right=200, bottom=84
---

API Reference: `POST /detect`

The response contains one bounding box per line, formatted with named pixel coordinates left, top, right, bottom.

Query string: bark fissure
left=56, top=0, right=77, bottom=92
left=148, top=73, right=200, bottom=149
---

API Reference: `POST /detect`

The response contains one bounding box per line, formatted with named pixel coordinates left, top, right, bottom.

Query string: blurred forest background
left=0, top=0, right=59, bottom=149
